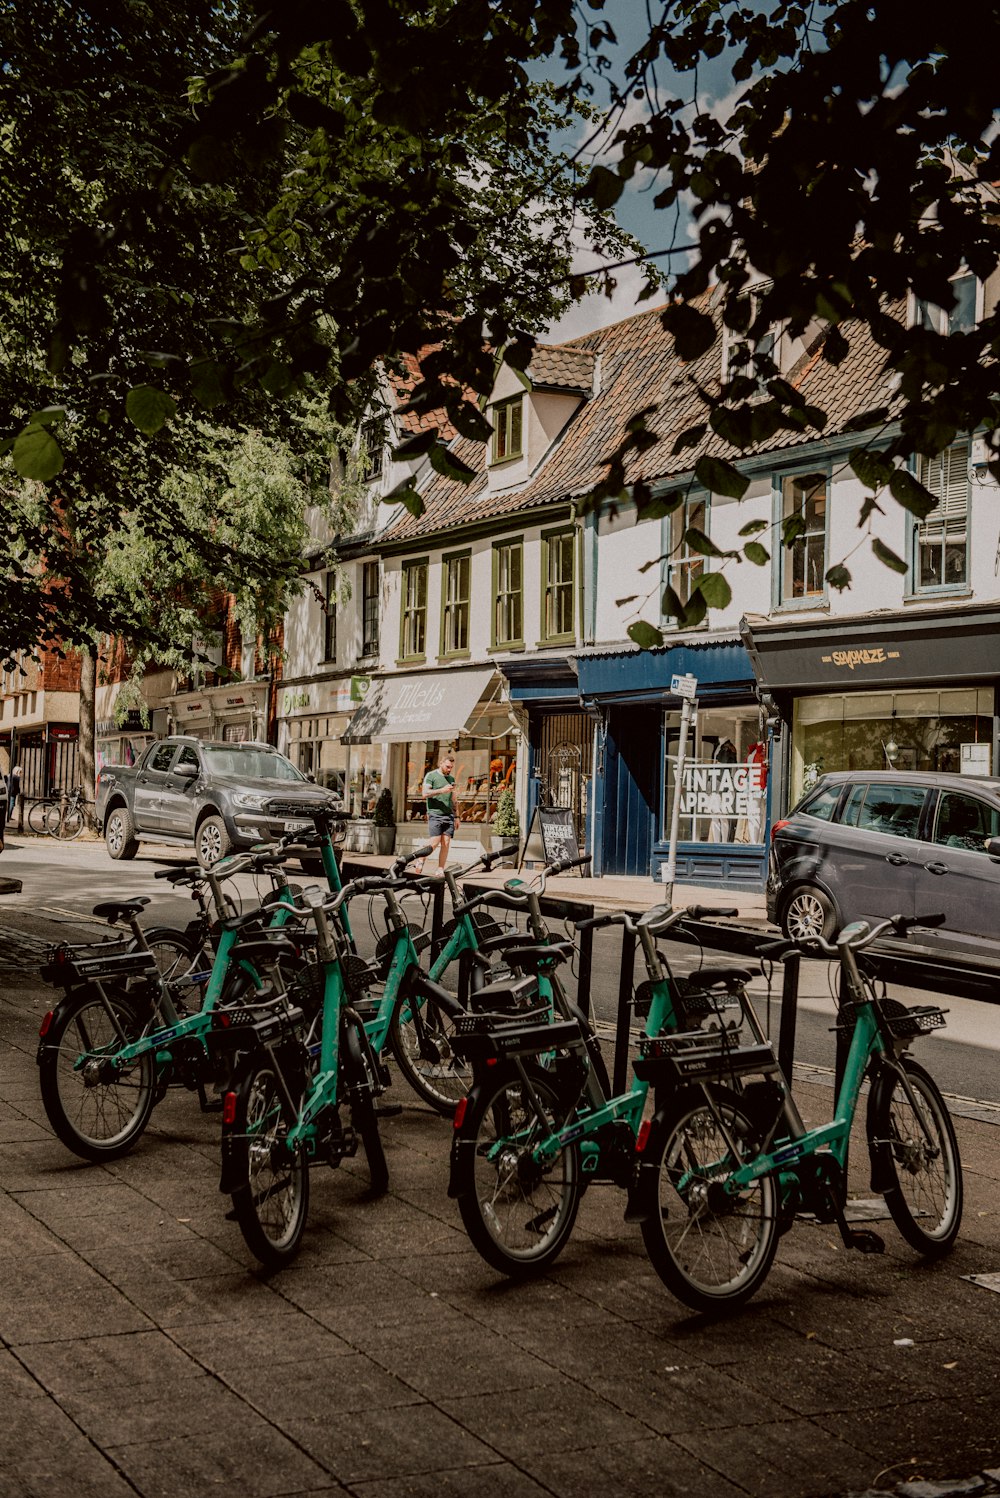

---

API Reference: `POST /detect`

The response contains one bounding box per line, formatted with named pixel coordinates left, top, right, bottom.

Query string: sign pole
left=663, top=674, right=698, bottom=905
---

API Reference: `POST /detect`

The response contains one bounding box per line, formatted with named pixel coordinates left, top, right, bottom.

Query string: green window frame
left=541, top=527, right=577, bottom=644
left=323, top=569, right=337, bottom=662
left=399, top=558, right=428, bottom=661
left=492, top=538, right=524, bottom=648
left=778, top=470, right=828, bottom=603
left=491, top=397, right=523, bottom=464
left=440, top=551, right=471, bottom=657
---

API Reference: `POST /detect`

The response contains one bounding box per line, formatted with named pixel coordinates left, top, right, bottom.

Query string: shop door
left=537, top=713, right=592, bottom=847
left=602, top=706, right=660, bottom=877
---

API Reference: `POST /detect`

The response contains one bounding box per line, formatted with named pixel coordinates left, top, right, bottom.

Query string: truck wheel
left=105, top=806, right=139, bottom=861
left=197, top=814, right=231, bottom=869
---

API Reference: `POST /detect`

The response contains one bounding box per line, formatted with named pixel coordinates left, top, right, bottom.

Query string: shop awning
left=340, top=668, right=500, bottom=745
left=572, top=639, right=753, bottom=702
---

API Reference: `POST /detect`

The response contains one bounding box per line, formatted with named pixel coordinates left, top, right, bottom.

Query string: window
left=801, top=783, right=841, bottom=822
left=149, top=743, right=177, bottom=773
left=913, top=441, right=969, bottom=591
left=363, top=419, right=385, bottom=479
left=847, top=783, right=926, bottom=839
left=493, top=539, right=523, bottom=647
left=542, top=529, right=576, bottom=643
left=399, top=559, right=428, bottom=660
left=933, top=790, right=1000, bottom=854
left=491, top=397, right=523, bottom=463
left=780, top=471, right=827, bottom=602
left=362, top=561, right=380, bottom=657
left=323, top=570, right=337, bottom=662
left=723, top=287, right=777, bottom=393
left=441, top=552, right=471, bottom=656
left=176, top=745, right=200, bottom=771
left=916, top=273, right=978, bottom=336
left=662, top=492, right=708, bottom=616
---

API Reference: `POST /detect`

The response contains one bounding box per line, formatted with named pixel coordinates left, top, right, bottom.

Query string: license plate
left=284, top=819, right=311, bottom=832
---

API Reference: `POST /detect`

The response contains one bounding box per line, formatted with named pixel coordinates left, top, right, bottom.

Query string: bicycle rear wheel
left=869, top=1056, right=962, bottom=1255
left=55, top=807, right=85, bottom=840
left=638, top=1087, right=779, bottom=1314
left=27, top=799, right=51, bottom=834
left=38, top=988, right=157, bottom=1160
left=389, top=987, right=470, bottom=1114
left=343, top=1013, right=389, bottom=1194
left=227, top=1051, right=310, bottom=1268
left=133, top=928, right=211, bottom=1015
left=453, top=1063, right=581, bottom=1276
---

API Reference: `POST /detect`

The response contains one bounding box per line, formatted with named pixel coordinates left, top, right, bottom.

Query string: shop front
left=340, top=667, right=518, bottom=850
left=573, top=638, right=768, bottom=886
left=741, top=603, right=1000, bottom=819
left=277, top=675, right=378, bottom=815
left=165, top=679, right=270, bottom=745
left=95, top=709, right=169, bottom=775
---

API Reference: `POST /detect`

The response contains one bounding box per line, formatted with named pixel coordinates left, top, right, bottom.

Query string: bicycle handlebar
left=545, top=854, right=592, bottom=876
left=760, top=911, right=947, bottom=960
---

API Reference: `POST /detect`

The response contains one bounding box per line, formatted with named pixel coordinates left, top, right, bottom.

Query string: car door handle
left=924, top=861, right=949, bottom=875
left=885, top=853, right=909, bottom=866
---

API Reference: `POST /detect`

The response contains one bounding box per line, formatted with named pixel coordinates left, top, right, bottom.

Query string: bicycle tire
left=54, top=807, right=85, bottom=840
left=343, top=1012, right=389, bottom=1194
left=453, top=1062, right=581, bottom=1276
left=638, top=1087, right=779, bottom=1314
left=869, top=1056, right=962, bottom=1255
left=227, top=1049, right=310, bottom=1268
left=388, top=985, right=470, bottom=1115
left=38, top=988, right=157, bottom=1160
left=27, top=799, right=51, bottom=835
left=132, top=928, right=210, bottom=1015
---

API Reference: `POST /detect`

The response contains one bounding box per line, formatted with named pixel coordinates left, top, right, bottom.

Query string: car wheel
left=105, top=806, right=139, bottom=861
left=196, top=814, right=232, bottom=869
left=781, top=884, right=837, bottom=941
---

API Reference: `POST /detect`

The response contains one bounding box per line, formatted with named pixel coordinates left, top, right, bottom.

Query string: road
left=3, top=832, right=999, bottom=1117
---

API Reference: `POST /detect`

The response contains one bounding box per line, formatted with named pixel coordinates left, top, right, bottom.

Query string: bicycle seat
left=505, top=940, right=575, bottom=972
left=681, top=967, right=752, bottom=990
left=92, top=898, right=151, bottom=921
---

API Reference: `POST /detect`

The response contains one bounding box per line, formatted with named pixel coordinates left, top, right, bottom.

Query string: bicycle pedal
left=846, top=1228, right=885, bottom=1254
left=375, top=1103, right=404, bottom=1118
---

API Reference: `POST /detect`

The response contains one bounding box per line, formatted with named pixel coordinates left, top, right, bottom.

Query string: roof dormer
left=485, top=343, right=595, bottom=494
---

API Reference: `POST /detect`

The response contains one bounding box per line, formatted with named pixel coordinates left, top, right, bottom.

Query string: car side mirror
left=175, top=761, right=199, bottom=780
left=305, top=771, right=316, bottom=782
left=987, top=836, right=1000, bottom=860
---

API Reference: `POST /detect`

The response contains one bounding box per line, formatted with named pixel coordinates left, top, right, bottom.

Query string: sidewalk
left=2, top=908, right=999, bottom=1497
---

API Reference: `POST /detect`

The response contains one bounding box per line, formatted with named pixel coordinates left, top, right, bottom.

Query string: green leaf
left=871, top=538, right=908, bottom=574
left=429, top=443, right=476, bottom=484
left=850, top=447, right=892, bottom=491
left=12, top=426, right=64, bottom=482
left=743, top=541, right=770, bottom=565
left=384, top=480, right=423, bottom=518
left=627, top=620, right=664, bottom=649
left=679, top=590, right=708, bottom=628
left=696, top=571, right=732, bottom=609
left=782, top=512, right=806, bottom=545
left=825, top=564, right=852, bottom=590
left=392, top=430, right=438, bottom=460
left=739, top=518, right=768, bottom=535
left=660, top=583, right=685, bottom=620
left=27, top=406, right=66, bottom=428
left=126, top=385, right=177, bottom=435
left=671, top=421, right=707, bottom=454
left=888, top=468, right=938, bottom=520
left=660, top=303, right=717, bottom=361
left=615, top=595, right=639, bottom=607
left=694, top=455, right=749, bottom=499
left=683, top=526, right=727, bottom=558
left=581, top=163, right=625, bottom=210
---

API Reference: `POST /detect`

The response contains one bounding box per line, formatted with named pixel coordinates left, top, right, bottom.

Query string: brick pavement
left=2, top=911, right=999, bottom=1498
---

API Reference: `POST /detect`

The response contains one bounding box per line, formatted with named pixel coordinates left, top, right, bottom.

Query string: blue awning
left=572, top=640, right=753, bottom=702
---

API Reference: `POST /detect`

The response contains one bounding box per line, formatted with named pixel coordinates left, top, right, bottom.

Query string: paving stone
left=673, top=1416, right=877, bottom=1497
left=355, top=1320, right=565, bottom=1399
left=283, top=1400, right=497, bottom=1484
left=520, top=1434, right=749, bottom=1498
left=2, top=1252, right=153, bottom=1343
left=169, top=1309, right=354, bottom=1368
left=17, top=1328, right=202, bottom=1395
left=107, top=1415, right=331, bottom=1497
left=352, top=1460, right=554, bottom=1498
left=437, top=1382, right=653, bottom=1461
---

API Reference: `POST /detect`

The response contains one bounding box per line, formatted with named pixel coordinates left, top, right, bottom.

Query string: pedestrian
left=414, top=749, right=460, bottom=877
left=8, top=765, right=21, bottom=825
left=0, top=768, right=6, bottom=852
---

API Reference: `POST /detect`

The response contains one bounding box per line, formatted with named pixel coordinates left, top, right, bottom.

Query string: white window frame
left=910, top=440, right=970, bottom=595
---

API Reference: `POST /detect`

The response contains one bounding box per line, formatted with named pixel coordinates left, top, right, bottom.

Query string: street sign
left=671, top=673, right=698, bottom=700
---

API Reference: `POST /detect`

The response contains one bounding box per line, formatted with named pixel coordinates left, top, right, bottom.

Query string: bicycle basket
left=836, top=996, right=947, bottom=1041
left=286, top=962, right=325, bottom=1016
left=375, top=923, right=429, bottom=969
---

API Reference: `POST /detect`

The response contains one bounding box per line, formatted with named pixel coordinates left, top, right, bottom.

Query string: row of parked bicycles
left=35, top=805, right=963, bottom=1312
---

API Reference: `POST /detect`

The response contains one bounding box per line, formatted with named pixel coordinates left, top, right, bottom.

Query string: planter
left=352, top=819, right=375, bottom=854
left=375, top=824, right=397, bottom=855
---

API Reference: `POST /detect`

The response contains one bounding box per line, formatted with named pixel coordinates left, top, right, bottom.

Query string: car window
left=176, top=746, right=200, bottom=770
left=933, top=791, right=1000, bottom=854
left=201, top=746, right=306, bottom=782
left=149, top=744, right=177, bottom=773
left=854, top=783, right=925, bottom=839
left=839, top=783, right=868, bottom=826
left=801, top=784, right=841, bottom=822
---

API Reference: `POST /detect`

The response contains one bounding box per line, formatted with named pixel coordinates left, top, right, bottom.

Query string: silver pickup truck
left=95, top=735, right=341, bottom=867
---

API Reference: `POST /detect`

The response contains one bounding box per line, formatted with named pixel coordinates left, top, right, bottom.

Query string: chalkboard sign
left=520, top=805, right=581, bottom=871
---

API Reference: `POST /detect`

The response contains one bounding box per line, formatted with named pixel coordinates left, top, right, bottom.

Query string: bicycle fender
left=626, top=1089, right=704, bottom=1224
left=448, top=1082, right=490, bottom=1198
left=865, top=1064, right=896, bottom=1195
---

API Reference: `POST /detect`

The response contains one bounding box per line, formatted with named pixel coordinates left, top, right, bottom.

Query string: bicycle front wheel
left=639, top=1088, right=779, bottom=1314
left=343, top=1013, right=389, bottom=1194
left=389, top=987, right=470, bottom=1114
left=134, top=928, right=210, bottom=1015
left=38, top=989, right=157, bottom=1160
left=453, top=1063, right=581, bottom=1276
left=55, top=807, right=85, bottom=839
left=869, top=1057, right=962, bottom=1255
left=227, top=1052, right=310, bottom=1268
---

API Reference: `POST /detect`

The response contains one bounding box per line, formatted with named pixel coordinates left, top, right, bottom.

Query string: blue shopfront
left=573, top=639, right=770, bottom=888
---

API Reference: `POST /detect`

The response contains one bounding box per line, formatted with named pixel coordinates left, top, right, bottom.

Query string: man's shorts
left=428, top=813, right=455, bottom=838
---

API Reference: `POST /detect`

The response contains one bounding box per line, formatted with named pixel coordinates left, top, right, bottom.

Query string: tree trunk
left=78, top=648, right=97, bottom=813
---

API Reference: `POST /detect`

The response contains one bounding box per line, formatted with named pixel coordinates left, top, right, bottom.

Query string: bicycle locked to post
left=630, top=911, right=963, bottom=1314
left=446, top=892, right=749, bottom=1276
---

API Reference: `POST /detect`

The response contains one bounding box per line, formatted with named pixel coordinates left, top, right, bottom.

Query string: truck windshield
left=201, top=747, right=307, bottom=782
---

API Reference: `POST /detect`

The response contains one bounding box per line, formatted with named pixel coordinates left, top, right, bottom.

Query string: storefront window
left=791, top=686, right=995, bottom=803
left=664, top=707, right=769, bottom=844
left=404, top=737, right=517, bottom=825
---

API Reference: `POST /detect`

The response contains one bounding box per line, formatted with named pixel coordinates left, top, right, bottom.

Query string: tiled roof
left=381, top=298, right=900, bottom=545
left=527, top=344, right=595, bottom=393
left=386, top=350, right=464, bottom=440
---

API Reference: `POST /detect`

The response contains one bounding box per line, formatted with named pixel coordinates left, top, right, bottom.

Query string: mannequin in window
left=709, top=737, right=738, bottom=842
left=745, top=741, right=768, bottom=843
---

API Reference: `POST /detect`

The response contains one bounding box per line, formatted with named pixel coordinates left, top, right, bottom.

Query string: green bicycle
left=632, top=912, right=963, bottom=1313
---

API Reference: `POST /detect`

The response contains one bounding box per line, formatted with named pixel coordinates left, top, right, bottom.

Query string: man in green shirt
left=415, top=750, right=459, bottom=876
